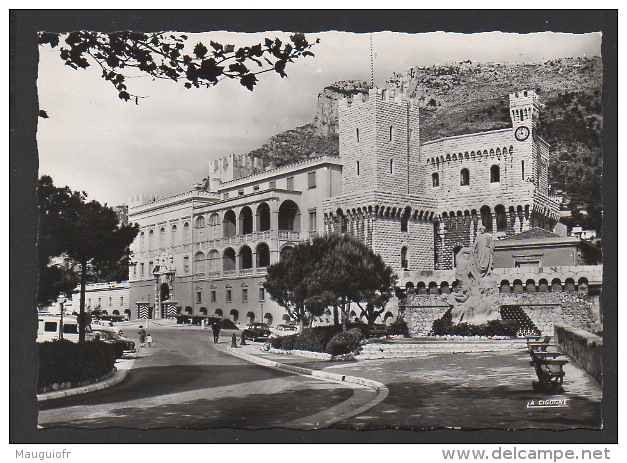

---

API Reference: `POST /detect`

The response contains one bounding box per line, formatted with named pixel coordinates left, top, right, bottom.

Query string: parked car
left=242, top=323, right=272, bottom=341
left=91, top=327, right=136, bottom=358
left=271, top=324, right=300, bottom=337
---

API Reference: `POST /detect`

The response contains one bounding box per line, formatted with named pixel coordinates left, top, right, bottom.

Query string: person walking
left=146, top=333, right=153, bottom=347
left=212, top=319, right=221, bottom=344
left=138, top=325, right=147, bottom=347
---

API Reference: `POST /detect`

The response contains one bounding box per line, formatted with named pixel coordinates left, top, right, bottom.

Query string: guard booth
left=136, top=301, right=152, bottom=319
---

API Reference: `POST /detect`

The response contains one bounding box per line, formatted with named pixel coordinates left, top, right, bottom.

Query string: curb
left=37, top=354, right=137, bottom=402
left=218, top=345, right=388, bottom=394
left=218, top=345, right=389, bottom=428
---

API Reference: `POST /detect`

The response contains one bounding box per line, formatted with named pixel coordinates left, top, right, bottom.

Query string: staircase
left=356, top=338, right=526, bottom=360
left=500, top=306, right=541, bottom=336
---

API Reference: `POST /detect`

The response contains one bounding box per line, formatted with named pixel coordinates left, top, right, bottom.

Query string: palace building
left=122, top=87, right=594, bottom=325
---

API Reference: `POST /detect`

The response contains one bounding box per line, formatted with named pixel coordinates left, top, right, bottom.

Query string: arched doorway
left=223, top=210, right=237, bottom=237
left=278, top=200, right=301, bottom=232
left=256, top=202, right=271, bottom=232
left=256, top=242, right=271, bottom=268
left=239, top=207, right=253, bottom=235
left=160, top=283, right=170, bottom=301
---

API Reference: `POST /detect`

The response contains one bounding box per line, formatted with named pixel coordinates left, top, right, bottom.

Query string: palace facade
left=124, top=88, right=581, bottom=325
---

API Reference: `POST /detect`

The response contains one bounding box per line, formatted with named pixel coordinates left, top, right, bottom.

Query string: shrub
left=271, top=333, right=298, bottom=350
left=429, top=309, right=519, bottom=337
left=293, top=325, right=340, bottom=352
left=388, top=318, right=410, bottom=337
left=37, top=339, right=116, bottom=392
left=269, top=324, right=367, bottom=354
left=325, top=328, right=363, bottom=356
left=217, top=318, right=238, bottom=330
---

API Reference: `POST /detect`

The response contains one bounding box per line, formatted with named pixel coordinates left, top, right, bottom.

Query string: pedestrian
left=138, top=325, right=146, bottom=347
left=146, top=333, right=153, bottom=347
left=212, top=319, right=221, bottom=344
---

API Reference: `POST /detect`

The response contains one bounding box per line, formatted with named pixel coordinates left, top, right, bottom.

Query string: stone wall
left=554, top=324, right=602, bottom=383
left=401, top=292, right=600, bottom=337
left=402, top=300, right=450, bottom=336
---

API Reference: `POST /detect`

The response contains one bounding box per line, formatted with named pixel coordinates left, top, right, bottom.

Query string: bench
left=526, top=335, right=553, bottom=353
left=527, top=345, right=568, bottom=394
left=367, top=324, right=390, bottom=339
left=530, top=356, right=568, bottom=393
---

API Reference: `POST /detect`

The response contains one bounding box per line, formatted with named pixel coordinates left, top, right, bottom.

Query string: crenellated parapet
left=337, top=87, right=421, bottom=110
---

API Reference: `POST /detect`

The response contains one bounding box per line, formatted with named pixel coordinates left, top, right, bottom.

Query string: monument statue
left=448, top=226, right=499, bottom=325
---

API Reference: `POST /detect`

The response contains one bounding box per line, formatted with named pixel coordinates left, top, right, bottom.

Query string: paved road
left=38, top=322, right=355, bottom=429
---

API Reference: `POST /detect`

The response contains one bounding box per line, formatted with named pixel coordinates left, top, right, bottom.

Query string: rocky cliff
left=244, top=57, right=603, bottom=233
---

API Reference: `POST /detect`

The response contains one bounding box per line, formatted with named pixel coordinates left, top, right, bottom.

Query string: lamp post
left=58, top=296, right=66, bottom=340
left=260, top=301, right=264, bottom=324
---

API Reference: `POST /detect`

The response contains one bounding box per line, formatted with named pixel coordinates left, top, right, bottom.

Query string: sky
left=36, top=31, right=602, bottom=206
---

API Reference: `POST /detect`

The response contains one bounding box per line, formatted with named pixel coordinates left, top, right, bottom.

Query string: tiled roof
left=500, top=227, right=564, bottom=241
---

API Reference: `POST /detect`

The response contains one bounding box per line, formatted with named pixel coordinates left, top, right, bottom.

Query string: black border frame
left=10, top=9, right=618, bottom=444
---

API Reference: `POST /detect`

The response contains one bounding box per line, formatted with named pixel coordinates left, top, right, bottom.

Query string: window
left=184, top=222, right=190, bottom=241
left=211, top=290, right=216, bottom=303
left=286, top=176, right=294, bottom=191
left=196, top=291, right=202, bottom=304
left=269, top=180, right=276, bottom=189
left=109, top=297, right=112, bottom=307
left=238, top=189, right=244, bottom=196
left=44, top=321, right=57, bottom=332
left=356, top=161, right=360, bottom=175
left=490, top=165, right=500, bottom=183
left=356, top=128, right=360, bottom=143
left=259, top=287, right=265, bottom=301
left=309, top=209, right=317, bottom=232
left=242, top=288, right=248, bottom=302
left=120, top=296, right=124, bottom=306
left=223, top=192, right=229, bottom=200
left=98, top=298, right=102, bottom=307
left=149, top=261, right=153, bottom=273
left=226, top=289, right=232, bottom=303
left=183, top=255, right=190, bottom=273
left=308, top=172, right=316, bottom=189
left=432, top=172, right=439, bottom=187
left=389, top=125, right=394, bottom=142
left=140, top=263, right=145, bottom=277
left=63, top=324, right=78, bottom=334
left=171, top=225, right=177, bottom=246
left=390, top=158, right=394, bottom=174
left=132, top=266, right=136, bottom=278
left=521, top=160, right=525, bottom=180
left=193, top=252, right=205, bottom=274
left=401, top=247, right=408, bottom=269
left=460, top=168, right=470, bottom=186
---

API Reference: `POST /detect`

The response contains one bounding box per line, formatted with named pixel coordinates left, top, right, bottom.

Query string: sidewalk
left=226, top=339, right=603, bottom=430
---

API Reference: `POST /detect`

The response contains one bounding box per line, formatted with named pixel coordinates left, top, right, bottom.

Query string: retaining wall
left=402, top=293, right=599, bottom=336
left=554, top=323, right=602, bottom=383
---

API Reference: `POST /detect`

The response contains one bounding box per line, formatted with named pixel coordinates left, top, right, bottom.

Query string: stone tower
left=337, top=88, right=422, bottom=196
left=324, top=88, right=437, bottom=273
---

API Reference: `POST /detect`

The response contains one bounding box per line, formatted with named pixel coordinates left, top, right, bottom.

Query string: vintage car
left=241, top=323, right=272, bottom=342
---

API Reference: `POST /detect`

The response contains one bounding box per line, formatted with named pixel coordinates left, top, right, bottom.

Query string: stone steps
left=356, top=340, right=526, bottom=359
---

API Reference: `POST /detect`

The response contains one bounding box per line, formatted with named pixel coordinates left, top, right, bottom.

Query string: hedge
left=430, top=309, right=519, bottom=337
left=270, top=324, right=368, bottom=355
left=388, top=318, right=410, bottom=337
left=37, top=339, right=116, bottom=393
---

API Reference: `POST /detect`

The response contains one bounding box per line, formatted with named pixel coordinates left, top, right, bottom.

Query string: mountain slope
left=244, top=57, right=603, bottom=233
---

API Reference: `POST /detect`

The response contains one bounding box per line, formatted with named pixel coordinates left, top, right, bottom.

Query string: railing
left=278, top=230, right=300, bottom=240
left=223, top=270, right=237, bottom=277
left=240, top=268, right=253, bottom=276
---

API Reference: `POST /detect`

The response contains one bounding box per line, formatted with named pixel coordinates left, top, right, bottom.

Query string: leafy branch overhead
left=38, top=31, right=318, bottom=102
